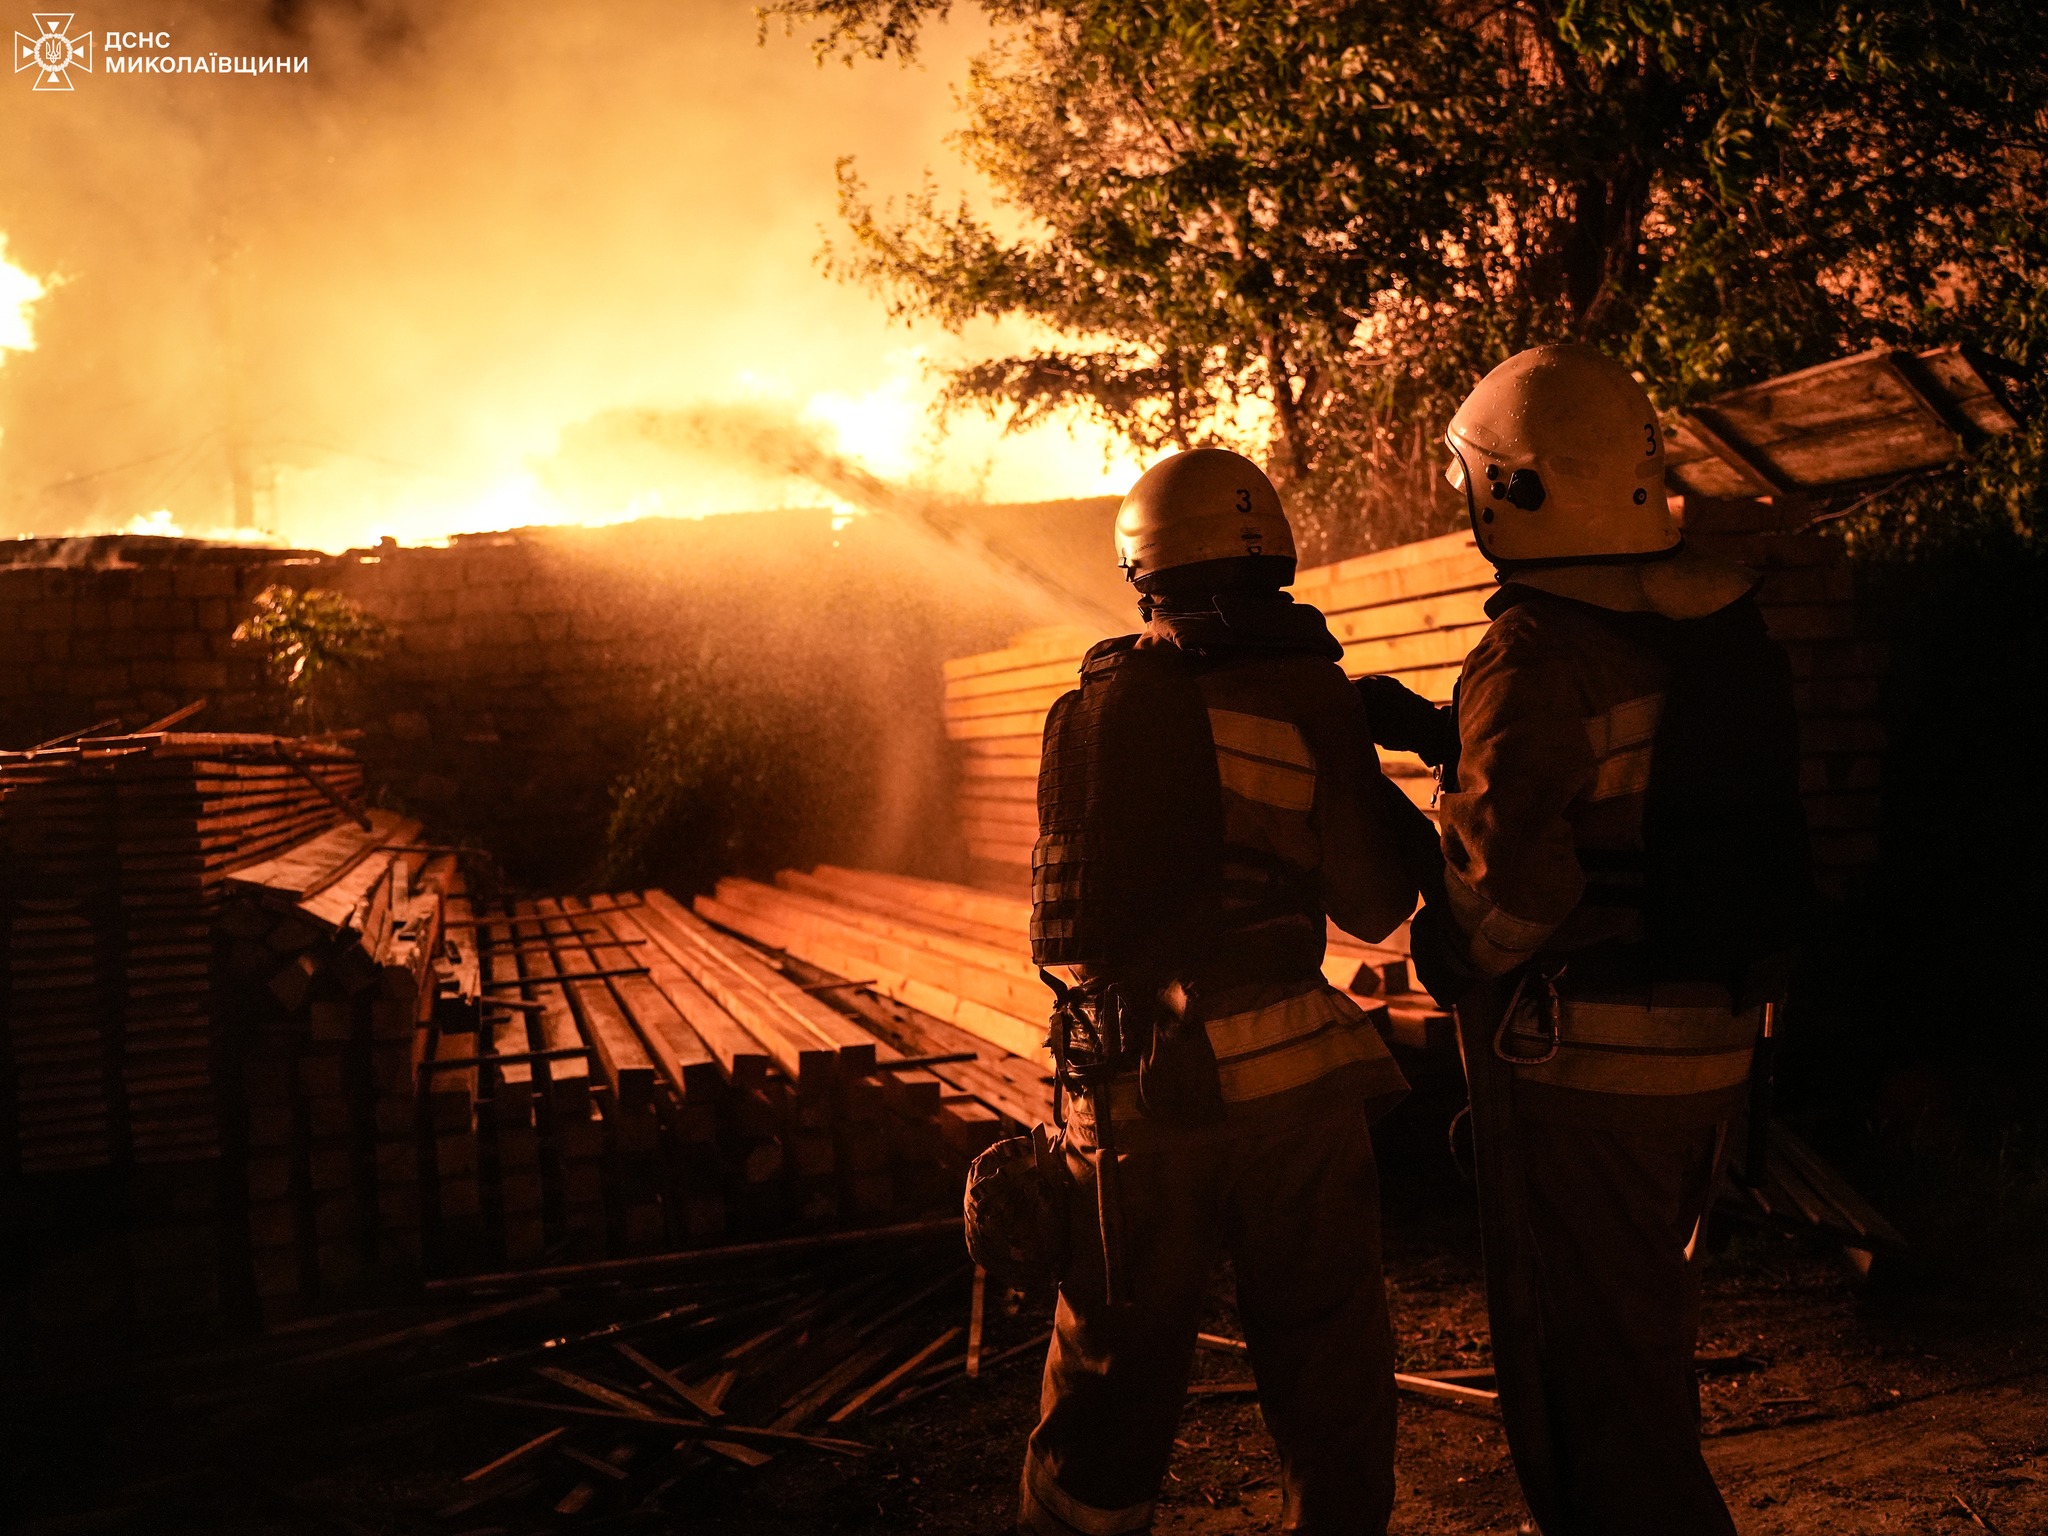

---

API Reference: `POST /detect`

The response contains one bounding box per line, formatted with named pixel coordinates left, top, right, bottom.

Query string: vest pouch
left=1137, top=999, right=1228, bottom=1125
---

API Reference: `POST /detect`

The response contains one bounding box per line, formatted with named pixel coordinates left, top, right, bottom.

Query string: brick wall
left=0, top=513, right=1057, bottom=887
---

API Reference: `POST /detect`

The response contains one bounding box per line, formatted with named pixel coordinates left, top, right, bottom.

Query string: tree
left=772, top=0, right=2048, bottom=559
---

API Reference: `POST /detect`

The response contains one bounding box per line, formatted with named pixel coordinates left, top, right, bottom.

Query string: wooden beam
left=644, top=890, right=881, bottom=1073
left=563, top=898, right=728, bottom=1103
left=692, top=892, right=1048, bottom=1065
left=1680, top=406, right=1794, bottom=497
left=627, top=900, right=838, bottom=1092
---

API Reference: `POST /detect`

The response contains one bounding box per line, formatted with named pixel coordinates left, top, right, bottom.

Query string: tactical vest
left=1487, top=590, right=1811, bottom=1114
left=1565, top=593, right=1813, bottom=996
left=1033, top=637, right=1405, bottom=1117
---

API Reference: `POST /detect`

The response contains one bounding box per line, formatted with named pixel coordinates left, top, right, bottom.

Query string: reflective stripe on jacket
left=1440, top=571, right=1793, bottom=1120
left=1500, top=996, right=1763, bottom=1099
left=1032, top=590, right=1426, bottom=1116
left=1204, top=983, right=1395, bottom=1106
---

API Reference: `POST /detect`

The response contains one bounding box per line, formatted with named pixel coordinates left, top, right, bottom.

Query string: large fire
left=0, top=4, right=1144, bottom=555
left=0, top=236, right=43, bottom=365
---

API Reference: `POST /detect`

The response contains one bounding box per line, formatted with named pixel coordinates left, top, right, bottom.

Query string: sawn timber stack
left=690, top=863, right=1454, bottom=1123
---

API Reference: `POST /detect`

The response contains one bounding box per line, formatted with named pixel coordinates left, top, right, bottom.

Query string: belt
left=1501, top=997, right=1763, bottom=1097
left=1064, top=985, right=1401, bottom=1122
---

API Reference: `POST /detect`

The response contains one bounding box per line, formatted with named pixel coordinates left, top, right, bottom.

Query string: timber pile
left=691, top=866, right=1898, bottom=1267
left=941, top=537, right=1499, bottom=878
left=0, top=730, right=370, bottom=1327
left=402, top=889, right=1002, bottom=1296
left=692, top=863, right=1455, bottom=1097
left=7, top=831, right=1025, bottom=1341
left=0, top=731, right=366, bottom=1176
left=216, top=809, right=453, bottom=1317
left=944, top=517, right=1885, bottom=899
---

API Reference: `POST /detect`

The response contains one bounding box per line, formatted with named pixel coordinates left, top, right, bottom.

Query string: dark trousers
left=1459, top=984, right=1736, bottom=1536
left=1020, top=1098, right=1396, bottom=1536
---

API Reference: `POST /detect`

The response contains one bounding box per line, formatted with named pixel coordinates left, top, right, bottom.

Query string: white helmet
left=1444, top=344, right=1677, bottom=567
left=1114, top=448, right=1297, bottom=586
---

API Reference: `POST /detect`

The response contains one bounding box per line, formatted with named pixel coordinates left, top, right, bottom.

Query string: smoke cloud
left=0, top=0, right=1142, bottom=548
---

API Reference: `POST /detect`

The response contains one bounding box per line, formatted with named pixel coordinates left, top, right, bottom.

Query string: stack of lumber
left=690, top=865, right=1453, bottom=1110
left=0, top=732, right=366, bottom=1177
left=0, top=730, right=369, bottom=1327
left=217, top=809, right=450, bottom=1317
left=943, top=516, right=1884, bottom=900
left=1720, top=1122, right=1910, bottom=1275
left=398, top=889, right=1004, bottom=1302
left=940, top=535, right=1489, bottom=877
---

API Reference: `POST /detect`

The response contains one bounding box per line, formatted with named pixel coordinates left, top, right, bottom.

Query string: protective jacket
left=1432, top=558, right=1810, bottom=1128
left=1435, top=551, right=1811, bottom=1536
left=1021, top=587, right=1419, bottom=1536
left=1032, top=588, right=1426, bottom=1119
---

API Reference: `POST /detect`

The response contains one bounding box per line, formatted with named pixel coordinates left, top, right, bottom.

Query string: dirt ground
left=714, top=1093, right=2048, bottom=1536
left=12, top=1086, right=2048, bottom=1535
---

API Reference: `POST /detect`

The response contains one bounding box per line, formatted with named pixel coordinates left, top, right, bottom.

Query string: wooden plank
left=958, top=753, right=1040, bottom=779
left=1911, top=343, right=2023, bottom=436
left=694, top=894, right=1050, bottom=1067
left=814, top=978, right=1049, bottom=1130
left=1679, top=406, right=1790, bottom=496
left=1338, top=624, right=1487, bottom=676
left=1324, top=587, right=1492, bottom=646
left=959, top=773, right=1037, bottom=804
left=945, top=657, right=1085, bottom=702
left=566, top=900, right=727, bottom=1101
left=627, top=898, right=838, bottom=1091
left=944, top=684, right=1073, bottom=723
left=805, top=866, right=1031, bottom=935
left=941, top=626, right=1100, bottom=682
left=429, top=1025, right=479, bottom=1131
left=523, top=899, right=634, bottom=1114
left=713, top=885, right=1045, bottom=1016
left=222, top=817, right=385, bottom=901
left=642, top=890, right=878, bottom=1072
left=946, top=709, right=1059, bottom=742
left=966, top=835, right=1034, bottom=868
left=299, top=813, right=421, bottom=931
left=956, top=734, right=1045, bottom=759
left=587, top=903, right=771, bottom=1089
left=829, top=1327, right=962, bottom=1421
left=775, top=871, right=1024, bottom=952
left=1301, top=550, right=1494, bottom=623
left=719, top=880, right=1037, bottom=984
left=1291, top=529, right=1480, bottom=591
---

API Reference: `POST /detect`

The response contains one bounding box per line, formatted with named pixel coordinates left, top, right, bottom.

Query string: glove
left=1356, top=675, right=1458, bottom=768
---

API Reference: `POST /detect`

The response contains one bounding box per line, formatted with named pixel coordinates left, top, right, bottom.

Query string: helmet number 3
left=1643, top=422, right=1658, bottom=456
left=1235, top=487, right=1253, bottom=512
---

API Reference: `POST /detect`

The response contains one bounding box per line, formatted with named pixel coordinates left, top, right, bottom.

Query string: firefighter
left=1366, top=344, right=1812, bottom=1535
left=1014, top=448, right=1434, bottom=1536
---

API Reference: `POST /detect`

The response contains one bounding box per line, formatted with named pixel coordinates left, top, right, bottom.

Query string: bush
left=601, top=657, right=879, bottom=898
left=232, top=585, right=389, bottom=729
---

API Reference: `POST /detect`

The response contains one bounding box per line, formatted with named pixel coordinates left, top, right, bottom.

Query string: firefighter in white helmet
left=1359, top=345, right=1813, bottom=1535
left=1007, top=446, right=1435, bottom=1536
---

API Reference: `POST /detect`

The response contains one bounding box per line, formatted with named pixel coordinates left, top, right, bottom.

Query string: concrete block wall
left=0, top=513, right=1056, bottom=887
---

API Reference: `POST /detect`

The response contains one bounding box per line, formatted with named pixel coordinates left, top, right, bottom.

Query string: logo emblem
left=15, top=13, right=90, bottom=90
